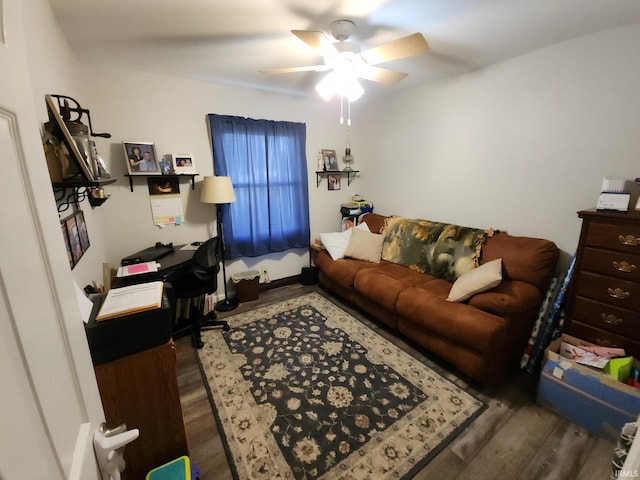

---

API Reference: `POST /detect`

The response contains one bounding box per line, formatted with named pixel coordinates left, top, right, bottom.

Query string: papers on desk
left=116, top=261, right=160, bottom=278
left=96, top=281, right=164, bottom=322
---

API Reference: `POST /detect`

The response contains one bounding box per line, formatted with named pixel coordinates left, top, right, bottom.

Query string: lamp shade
left=200, top=176, right=236, bottom=204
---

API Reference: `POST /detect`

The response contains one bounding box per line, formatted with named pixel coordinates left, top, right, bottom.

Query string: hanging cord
left=348, top=99, right=352, bottom=126
left=340, top=95, right=344, bottom=125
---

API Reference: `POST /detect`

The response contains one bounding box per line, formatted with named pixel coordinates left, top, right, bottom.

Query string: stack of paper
left=96, top=281, right=163, bottom=322
left=116, top=261, right=159, bottom=278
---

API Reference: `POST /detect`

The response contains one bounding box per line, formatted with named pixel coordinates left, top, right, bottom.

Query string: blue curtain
left=208, top=114, right=310, bottom=259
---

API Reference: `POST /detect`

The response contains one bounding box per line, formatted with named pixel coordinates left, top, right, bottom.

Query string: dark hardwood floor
left=175, top=284, right=616, bottom=479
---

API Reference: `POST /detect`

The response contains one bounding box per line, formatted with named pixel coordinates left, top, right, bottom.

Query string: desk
left=117, top=244, right=205, bottom=342
left=117, top=244, right=196, bottom=286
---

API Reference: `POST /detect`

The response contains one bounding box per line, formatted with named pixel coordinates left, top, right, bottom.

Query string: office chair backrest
left=192, top=237, right=222, bottom=285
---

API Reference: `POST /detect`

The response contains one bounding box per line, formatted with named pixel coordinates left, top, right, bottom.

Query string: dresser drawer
left=568, top=321, right=640, bottom=358
left=571, top=296, right=640, bottom=338
left=581, top=247, right=640, bottom=282
left=575, top=272, right=640, bottom=312
left=585, top=221, right=640, bottom=254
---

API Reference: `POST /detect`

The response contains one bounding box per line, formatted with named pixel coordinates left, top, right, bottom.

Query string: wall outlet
left=260, top=265, right=270, bottom=283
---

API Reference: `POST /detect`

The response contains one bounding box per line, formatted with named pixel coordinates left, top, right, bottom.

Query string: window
left=207, top=114, right=310, bottom=259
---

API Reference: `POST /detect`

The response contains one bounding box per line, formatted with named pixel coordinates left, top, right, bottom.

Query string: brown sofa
left=315, top=213, right=560, bottom=385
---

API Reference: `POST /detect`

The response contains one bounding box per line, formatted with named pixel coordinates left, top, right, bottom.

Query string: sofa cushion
left=447, top=258, right=502, bottom=302
left=468, top=280, right=543, bottom=315
left=360, top=213, right=387, bottom=234
left=381, top=216, right=490, bottom=283
left=344, top=228, right=384, bottom=263
left=481, top=232, right=559, bottom=292
left=396, top=285, right=507, bottom=354
left=353, top=262, right=437, bottom=311
left=320, top=223, right=370, bottom=260
left=315, top=250, right=375, bottom=290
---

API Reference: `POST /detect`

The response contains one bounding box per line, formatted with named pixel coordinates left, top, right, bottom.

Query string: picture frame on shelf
left=171, top=154, right=197, bottom=174
left=328, top=173, right=341, bottom=191
left=322, top=149, right=339, bottom=171
left=123, top=141, right=160, bottom=175
left=90, top=140, right=111, bottom=179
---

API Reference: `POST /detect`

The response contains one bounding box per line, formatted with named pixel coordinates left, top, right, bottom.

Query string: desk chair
left=169, top=237, right=229, bottom=348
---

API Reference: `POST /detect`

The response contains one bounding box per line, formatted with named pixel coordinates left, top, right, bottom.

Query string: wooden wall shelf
left=124, top=173, right=198, bottom=192
left=52, top=177, right=116, bottom=212
left=315, top=170, right=359, bottom=187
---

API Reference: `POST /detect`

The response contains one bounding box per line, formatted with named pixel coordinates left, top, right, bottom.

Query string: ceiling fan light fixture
left=315, top=71, right=364, bottom=102
left=342, top=76, right=364, bottom=102
left=315, top=72, right=336, bottom=101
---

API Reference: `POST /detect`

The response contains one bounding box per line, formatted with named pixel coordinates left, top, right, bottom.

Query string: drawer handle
left=601, top=313, right=624, bottom=326
left=607, top=287, right=630, bottom=300
left=618, top=234, right=640, bottom=246
left=613, top=260, right=636, bottom=273
left=595, top=338, right=616, bottom=347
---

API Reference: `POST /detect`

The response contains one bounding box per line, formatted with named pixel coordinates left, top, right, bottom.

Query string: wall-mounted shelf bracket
left=53, top=177, right=116, bottom=213
left=315, top=170, right=359, bottom=187
left=124, top=173, right=198, bottom=192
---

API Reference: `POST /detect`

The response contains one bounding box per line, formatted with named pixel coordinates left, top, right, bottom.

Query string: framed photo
left=322, top=149, right=339, bottom=171
left=90, top=140, right=111, bottom=179
left=61, top=222, right=74, bottom=269
left=147, top=177, right=180, bottom=195
left=64, top=214, right=83, bottom=267
left=171, top=154, right=197, bottom=174
left=123, top=141, right=160, bottom=175
left=75, top=210, right=90, bottom=253
left=327, top=173, right=341, bottom=191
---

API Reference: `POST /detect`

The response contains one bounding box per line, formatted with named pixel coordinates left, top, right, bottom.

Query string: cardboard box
left=537, top=334, right=640, bottom=442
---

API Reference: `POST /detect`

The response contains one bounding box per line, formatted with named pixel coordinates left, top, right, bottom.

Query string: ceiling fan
left=261, top=20, right=429, bottom=96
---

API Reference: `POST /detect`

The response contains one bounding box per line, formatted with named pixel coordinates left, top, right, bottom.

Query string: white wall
left=79, top=66, right=358, bottom=285
left=23, top=0, right=357, bottom=288
left=28, top=1, right=640, bottom=284
left=23, top=0, right=113, bottom=288
left=355, top=22, right=640, bottom=270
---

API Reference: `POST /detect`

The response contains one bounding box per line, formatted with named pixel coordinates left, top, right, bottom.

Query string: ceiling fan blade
left=292, top=30, right=338, bottom=56
left=355, top=64, right=408, bottom=85
left=360, top=33, right=429, bottom=65
left=260, top=65, right=331, bottom=75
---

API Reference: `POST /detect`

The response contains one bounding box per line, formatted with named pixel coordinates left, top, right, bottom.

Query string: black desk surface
left=117, top=244, right=196, bottom=286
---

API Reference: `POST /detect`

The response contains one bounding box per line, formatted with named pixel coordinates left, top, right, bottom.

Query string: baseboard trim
left=260, top=275, right=301, bottom=291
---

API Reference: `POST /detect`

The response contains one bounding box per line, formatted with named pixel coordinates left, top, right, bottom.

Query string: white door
left=0, top=1, right=105, bottom=479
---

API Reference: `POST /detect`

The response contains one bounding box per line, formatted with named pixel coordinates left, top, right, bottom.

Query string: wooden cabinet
left=565, top=209, right=640, bottom=357
left=94, top=341, right=188, bottom=480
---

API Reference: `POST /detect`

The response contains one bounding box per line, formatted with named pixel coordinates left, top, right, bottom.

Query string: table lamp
left=200, top=175, right=238, bottom=312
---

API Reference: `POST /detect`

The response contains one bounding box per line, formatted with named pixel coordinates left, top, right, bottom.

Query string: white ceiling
left=48, top=0, right=640, bottom=100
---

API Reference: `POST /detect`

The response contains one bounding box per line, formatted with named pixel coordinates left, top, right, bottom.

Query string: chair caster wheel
left=223, top=324, right=230, bottom=331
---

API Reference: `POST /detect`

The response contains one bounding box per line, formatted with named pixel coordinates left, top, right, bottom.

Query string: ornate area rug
left=197, top=293, right=486, bottom=479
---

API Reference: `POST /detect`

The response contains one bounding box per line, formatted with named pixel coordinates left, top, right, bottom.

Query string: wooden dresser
left=565, top=209, right=640, bottom=357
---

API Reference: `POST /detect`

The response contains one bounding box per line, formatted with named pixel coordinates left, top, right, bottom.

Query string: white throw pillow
left=446, top=258, right=502, bottom=302
left=320, top=222, right=370, bottom=260
left=344, top=228, right=384, bottom=263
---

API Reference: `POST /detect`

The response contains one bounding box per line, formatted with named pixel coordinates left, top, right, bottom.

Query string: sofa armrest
left=467, top=280, right=542, bottom=316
